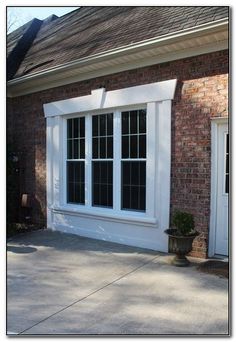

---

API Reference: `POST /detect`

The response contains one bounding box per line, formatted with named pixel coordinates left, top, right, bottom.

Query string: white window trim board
left=209, top=117, right=228, bottom=257
left=43, top=80, right=177, bottom=118
left=44, top=79, right=177, bottom=252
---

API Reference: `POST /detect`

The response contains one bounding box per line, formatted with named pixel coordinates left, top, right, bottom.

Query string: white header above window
left=43, top=79, right=177, bottom=118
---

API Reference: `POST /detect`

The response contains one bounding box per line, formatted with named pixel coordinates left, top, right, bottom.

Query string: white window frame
left=44, top=79, right=177, bottom=229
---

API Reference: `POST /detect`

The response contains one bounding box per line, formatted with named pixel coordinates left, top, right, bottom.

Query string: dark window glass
left=139, top=110, right=146, bottom=133
left=73, top=139, right=79, bottom=159
left=67, top=117, right=85, bottom=160
left=67, top=161, right=85, bottom=204
left=67, top=118, right=85, bottom=205
left=131, top=162, right=139, bottom=185
left=100, top=137, right=106, bottom=158
left=226, top=153, right=229, bottom=174
left=107, top=113, right=113, bottom=135
left=139, top=135, right=146, bottom=158
left=130, top=135, right=137, bottom=158
left=100, top=115, right=106, bottom=136
left=122, top=186, right=130, bottom=209
left=131, top=186, right=139, bottom=210
left=122, top=109, right=146, bottom=159
left=93, top=138, right=99, bottom=159
left=67, top=119, right=73, bottom=139
left=107, top=137, right=113, bottom=158
left=92, top=116, right=98, bottom=136
left=92, top=113, right=113, bottom=159
left=67, top=140, right=72, bottom=159
left=122, top=112, right=129, bottom=135
left=121, top=161, right=146, bottom=211
left=130, top=110, right=138, bottom=134
left=122, top=136, right=129, bottom=159
left=80, top=118, right=85, bottom=137
left=139, top=187, right=146, bottom=210
left=92, top=161, right=113, bottom=207
left=73, top=118, right=79, bottom=138
left=80, top=138, right=85, bottom=159
left=122, top=162, right=131, bottom=185
left=225, top=175, right=229, bottom=194
left=225, top=133, right=229, bottom=194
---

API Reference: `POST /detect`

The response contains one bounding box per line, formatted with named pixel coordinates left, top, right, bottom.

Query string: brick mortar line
left=18, top=254, right=161, bottom=335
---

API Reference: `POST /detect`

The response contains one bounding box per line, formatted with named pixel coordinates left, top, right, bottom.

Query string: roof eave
left=7, top=18, right=229, bottom=97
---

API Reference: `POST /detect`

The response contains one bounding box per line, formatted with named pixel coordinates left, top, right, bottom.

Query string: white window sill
left=50, top=205, right=157, bottom=227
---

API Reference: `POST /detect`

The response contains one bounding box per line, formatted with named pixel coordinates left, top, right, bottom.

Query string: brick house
left=7, top=6, right=229, bottom=258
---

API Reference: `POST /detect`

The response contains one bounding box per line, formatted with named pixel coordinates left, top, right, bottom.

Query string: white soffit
left=7, top=19, right=228, bottom=97
left=43, top=79, right=177, bottom=117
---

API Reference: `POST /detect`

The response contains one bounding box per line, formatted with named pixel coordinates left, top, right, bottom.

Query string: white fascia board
left=43, top=79, right=177, bottom=118
left=7, top=19, right=228, bottom=97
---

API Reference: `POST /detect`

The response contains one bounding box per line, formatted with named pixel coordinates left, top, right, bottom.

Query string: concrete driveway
left=7, top=229, right=229, bottom=335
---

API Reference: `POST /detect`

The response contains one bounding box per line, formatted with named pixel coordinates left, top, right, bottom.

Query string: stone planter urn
left=165, top=211, right=199, bottom=267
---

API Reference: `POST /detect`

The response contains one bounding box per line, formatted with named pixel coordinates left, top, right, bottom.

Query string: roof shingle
left=8, top=6, right=229, bottom=79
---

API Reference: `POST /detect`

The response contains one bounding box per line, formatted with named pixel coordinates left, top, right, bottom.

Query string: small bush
left=172, top=211, right=195, bottom=235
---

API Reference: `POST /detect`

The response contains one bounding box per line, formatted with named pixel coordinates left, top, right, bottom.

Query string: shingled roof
left=8, top=6, right=229, bottom=80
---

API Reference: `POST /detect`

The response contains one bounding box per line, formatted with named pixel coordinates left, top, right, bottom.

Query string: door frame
left=209, top=117, right=228, bottom=257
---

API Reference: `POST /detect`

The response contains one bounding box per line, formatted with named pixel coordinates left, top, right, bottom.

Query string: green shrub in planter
left=172, top=210, right=195, bottom=236
left=165, top=210, right=198, bottom=266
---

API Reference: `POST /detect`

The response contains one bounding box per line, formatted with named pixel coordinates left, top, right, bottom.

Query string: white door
left=215, top=124, right=229, bottom=256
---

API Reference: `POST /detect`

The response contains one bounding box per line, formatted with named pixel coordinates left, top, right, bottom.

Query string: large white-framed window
left=62, top=105, right=152, bottom=219
left=44, top=79, right=177, bottom=229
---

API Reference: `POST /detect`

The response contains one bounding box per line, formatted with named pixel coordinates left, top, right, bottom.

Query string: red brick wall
left=7, top=49, right=228, bottom=257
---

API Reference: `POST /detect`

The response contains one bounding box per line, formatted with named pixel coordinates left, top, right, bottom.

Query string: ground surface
left=7, top=229, right=229, bottom=335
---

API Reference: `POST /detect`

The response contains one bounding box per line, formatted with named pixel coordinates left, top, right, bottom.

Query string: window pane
left=107, top=137, right=113, bottom=158
left=139, top=186, right=146, bottom=211
left=122, top=109, right=146, bottom=159
left=67, top=119, right=73, bottom=139
left=122, top=112, right=129, bottom=134
left=100, top=137, right=106, bottom=158
left=130, top=135, right=137, bottom=158
left=107, top=113, right=113, bottom=135
left=139, top=135, right=146, bottom=158
left=68, top=182, right=74, bottom=203
left=100, top=115, right=106, bottom=136
left=121, top=161, right=146, bottom=211
left=92, top=161, right=113, bottom=207
left=130, top=110, right=138, bottom=134
left=67, top=118, right=85, bottom=160
left=73, top=139, right=79, bottom=159
left=122, top=185, right=130, bottom=209
left=80, top=138, right=85, bottom=159
left=225, top=133, right=229, bottom=194
left=93, top=138, right=99, bottom=159
left=139, top=109, right=146, bottom=133
left=140, top=162, right=146, bottom=185
left=92, top=113, right=113, bottom=159
left=131, top=186, right=139, bottom=210
left=122, top=136, right=129, bottom=158
left=225, top=175, right=229, bottom=194
left=73, top=118, right=79, bottom=138
left=131, top=161, right=139, bottom=185
left=80, top=117, right=85, bottom=137
left=67, top=161, right=85, bottom=204
left=67, top=140, right=72, bottom=159
left=122, top=161, right=131, bottom=185
left=92, top=116, right=98, bottom=136
left=226, top=154, right=229, bottom=174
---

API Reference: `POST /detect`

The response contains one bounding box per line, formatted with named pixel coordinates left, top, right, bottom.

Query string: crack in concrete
left=19, top=254, right=160, bottom=335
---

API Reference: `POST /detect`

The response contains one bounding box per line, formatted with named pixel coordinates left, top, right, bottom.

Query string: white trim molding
left=209, top=117, right=228, bottom=257
left=44, top=79, right=177, bottom=252
left=7, top=19, right=228, bottom=97
left=43, top=79, right=177, bottom=117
